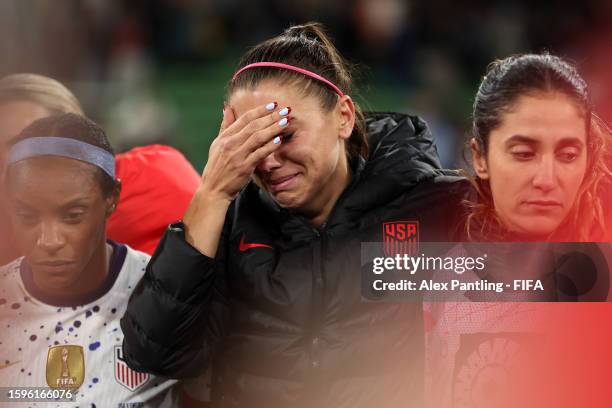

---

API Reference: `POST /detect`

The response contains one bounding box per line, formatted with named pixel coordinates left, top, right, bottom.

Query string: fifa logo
left=46, top=345, right=85, bottom=389
left=383, top=221, right=419, bottom=257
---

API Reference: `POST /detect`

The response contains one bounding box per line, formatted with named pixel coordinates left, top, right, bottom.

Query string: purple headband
left=232, top=62, right=346, bottom=97
left=7, top=136, right=115, bottom=178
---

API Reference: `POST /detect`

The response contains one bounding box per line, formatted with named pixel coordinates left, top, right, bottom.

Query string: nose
left=37, top=220, right=66, bottom=254
left=532, top=156, right=557, bottom=192
left=256, top=151, right=282, bottom=174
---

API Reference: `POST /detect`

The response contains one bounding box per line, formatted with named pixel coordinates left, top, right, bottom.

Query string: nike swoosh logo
left=239, top=236, right=273, bottom=251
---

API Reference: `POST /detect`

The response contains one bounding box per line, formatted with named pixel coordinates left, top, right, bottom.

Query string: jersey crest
left=114, top=346, right=150, bottom=391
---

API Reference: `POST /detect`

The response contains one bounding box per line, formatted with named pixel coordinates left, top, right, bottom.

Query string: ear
left=336, top=95, right=356, bottom=140
left=470, top=138, right=489, bottom=180
left=106, top=179, right=122, bottom=217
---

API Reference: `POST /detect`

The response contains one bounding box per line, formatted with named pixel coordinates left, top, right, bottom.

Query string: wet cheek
left=287, top=147, right=315, bottom=174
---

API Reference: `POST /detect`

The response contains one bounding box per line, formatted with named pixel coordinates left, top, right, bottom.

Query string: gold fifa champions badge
left=46, top=345, right=85, bottom=389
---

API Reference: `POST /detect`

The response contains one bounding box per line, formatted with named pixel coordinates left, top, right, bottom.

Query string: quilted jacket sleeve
left=120, top=220, right=231, bottom=378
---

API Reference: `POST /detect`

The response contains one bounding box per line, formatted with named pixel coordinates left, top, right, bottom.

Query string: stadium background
left=1, top=3, right=612, bottom=406
left=0, top=0, right=610, bottom=170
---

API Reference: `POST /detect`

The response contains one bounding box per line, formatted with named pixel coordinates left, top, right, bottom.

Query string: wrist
left=198, top=187, right=233, bottom=207
left=184, top=190, right=230, bottom=225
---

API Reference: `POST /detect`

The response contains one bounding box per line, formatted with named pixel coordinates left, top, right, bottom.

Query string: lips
left=523, top=199, right=563, bottom=208
left=34, top=260, right=75, bottom=274
left=37, top=260, right=73, bottom=267
left=267, top=173, right=299, bottom=193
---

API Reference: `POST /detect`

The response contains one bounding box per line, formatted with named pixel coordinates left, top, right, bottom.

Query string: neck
left=79, top=241, right=113, bottom=295
left=501, top=221, right=552, bottom=242
left=304, top=156, right=351, bottom=228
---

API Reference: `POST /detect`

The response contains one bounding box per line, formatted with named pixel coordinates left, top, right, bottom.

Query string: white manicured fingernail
left=278, top=117, right=288, bottom=126
left=266, top=102, right=277, bottom=111
left=278, top=107, right=290, bottom=116
left=273, top=136, right=281, bottom=144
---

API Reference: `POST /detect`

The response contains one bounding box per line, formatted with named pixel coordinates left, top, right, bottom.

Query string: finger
left=240, top=114, right=290, bottom=154
left=224, top=101, right=279, bottom=136
left=246, top=134, right=284, bottom=167
left=233, top=106, right=290, bottom=148
left=207, top=111, right=281, bottom=165
left=223, top=104, right=290, bottom=152
left=219, top=104, right=236, bottom=133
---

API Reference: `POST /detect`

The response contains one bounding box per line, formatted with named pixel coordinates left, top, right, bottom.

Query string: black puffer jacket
left=121, top=113, right=469, bottom=408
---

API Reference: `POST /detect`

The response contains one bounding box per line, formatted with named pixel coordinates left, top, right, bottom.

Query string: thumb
left=220, top=104, right=236, bottom=132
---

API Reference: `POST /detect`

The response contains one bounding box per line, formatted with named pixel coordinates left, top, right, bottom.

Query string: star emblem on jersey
left=239, top=236, right=273, bottom=251
left=46, top=345, right=85, bottom=389
left=115, top=346, right=150, bottom=391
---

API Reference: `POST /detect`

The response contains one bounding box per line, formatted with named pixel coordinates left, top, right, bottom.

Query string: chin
left=515, top=220, right=560, bottom=238
left=271, top=191, right=303, bottom=209
left=33, top=268, right=80, bottom=291
left=40, top=277, right=77, bottom=291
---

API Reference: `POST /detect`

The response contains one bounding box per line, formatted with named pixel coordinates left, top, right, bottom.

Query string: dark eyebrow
left=6, top=135, right=21, bottom=147
left=504, top=135, right=585, bottom=149
left=13, top=197, right=91, bottom=212
left=59, top=197, right=92, bottom=211
left=555, top=137, right=585, bottom=149
left=504, top=135, right=540, bottom=147
left=13, top=199, right=35, bottom=211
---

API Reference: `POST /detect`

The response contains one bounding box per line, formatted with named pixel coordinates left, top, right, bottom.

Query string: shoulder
left=115, top=245, right=151, bottom=287
left=123, top=245, right=151, bottom=269
left=398, top=175, right=472, bottom=241
left=0, top=257, right=23, bottom=279
left=408, top=173, right=472, bottom=198
left=125, top=244, right=151, bottom=261
left=395, top=172, right=472, bottom=209
left=0, top=258, right=26, bottom=301
left=360, top=112, right=444, bottom=190
left=365, top=112, right=438, bottom=165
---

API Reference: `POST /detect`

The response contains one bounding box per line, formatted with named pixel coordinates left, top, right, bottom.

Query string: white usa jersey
left=0, top=242, right=179, bottom=407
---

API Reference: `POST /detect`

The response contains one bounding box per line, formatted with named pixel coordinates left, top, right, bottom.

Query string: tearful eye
left=280, top=133, right=294, bottom=142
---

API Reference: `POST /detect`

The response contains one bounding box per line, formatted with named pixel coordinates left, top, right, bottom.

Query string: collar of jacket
left=239, top=112, right=447, bottom=245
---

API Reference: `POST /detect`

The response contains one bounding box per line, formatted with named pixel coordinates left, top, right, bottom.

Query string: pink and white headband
left=232, top=62, right=345, bottom=97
